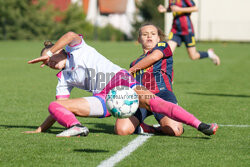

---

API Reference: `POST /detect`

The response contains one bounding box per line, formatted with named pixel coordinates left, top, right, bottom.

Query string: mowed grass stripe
left=0, top=41, right=249, bottom=167
left=98, top=135, right=151, bottom=167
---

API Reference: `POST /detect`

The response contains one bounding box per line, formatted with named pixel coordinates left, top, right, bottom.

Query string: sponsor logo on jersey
left=158, top=43, right=166, bottom=47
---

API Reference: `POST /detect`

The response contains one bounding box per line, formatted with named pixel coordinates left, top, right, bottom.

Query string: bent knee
left=187, top=51, right=200, bottom=60
left=48, top=101, right=60, bottom=113
left=115, top=126, right=134, bottom=136
left=189, top=54, right=199, bottom=60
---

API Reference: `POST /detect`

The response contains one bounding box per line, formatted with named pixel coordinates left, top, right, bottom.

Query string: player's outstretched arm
left=45, top=31, right=81, bottom=55
left=171, top=5, right=198, bottom=13
left=27, top=31, right=81, bottom=67
left=129, top=50, right=163, bottom=74
left=28, top=56, right=50, bottom=68
left=23, top=115, right=56, bottom=133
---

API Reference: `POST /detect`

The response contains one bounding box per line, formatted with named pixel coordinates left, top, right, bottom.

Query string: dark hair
left=138, top=23, right=167, bottom=41
left=40, top=41, right=54, bottom=56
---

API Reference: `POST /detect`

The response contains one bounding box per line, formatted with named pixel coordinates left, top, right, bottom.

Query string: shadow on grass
left=74, top=148, right=109, bottom=153
left=1, top=124, right=213, bottom=139
left=85, top=123, right=114, bottom=134
left=142, top=133, right=211, bottom=140
left=0, top=124, right=64, bottom=130
left=187, top=92, right=250, bottom=98
left=0, top=124, right=64, bottom=134
left=0, top=123, right=115, bottom=135
left=179, top=136, right=211, bottom=140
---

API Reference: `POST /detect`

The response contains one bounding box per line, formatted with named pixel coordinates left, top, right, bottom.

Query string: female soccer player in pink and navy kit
left=158, top=0, right=220, bottom=65
left=26, top=31, right=218, bottom=137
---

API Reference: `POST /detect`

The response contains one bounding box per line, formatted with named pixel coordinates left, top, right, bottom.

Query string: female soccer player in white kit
left=27, top=31, right=218, bottom=137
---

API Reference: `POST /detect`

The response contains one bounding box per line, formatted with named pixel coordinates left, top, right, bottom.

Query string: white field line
left=218, top=124, right=250, bottom=127
left=97, top=135, right=152, bottom=167
left=97, top=124, right=249, bottom=167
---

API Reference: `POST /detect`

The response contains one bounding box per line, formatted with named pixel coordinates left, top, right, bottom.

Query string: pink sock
left=48, top=102, right=81, bottom=128
left=149, top=96, right=201, bottom=129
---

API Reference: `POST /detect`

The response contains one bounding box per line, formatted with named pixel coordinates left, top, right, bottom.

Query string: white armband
left=46, top=50, right=53, bottom=57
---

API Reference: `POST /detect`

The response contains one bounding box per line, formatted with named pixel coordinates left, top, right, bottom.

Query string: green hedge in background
left=0, top=0, right=57, bottom=40
left=132, top=0, right=165, bottom=38
left=0, top=0, right=124, bottom=41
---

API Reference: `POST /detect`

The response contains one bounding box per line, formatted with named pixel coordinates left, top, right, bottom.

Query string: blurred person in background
left=158, top=0, right=220, bottom=65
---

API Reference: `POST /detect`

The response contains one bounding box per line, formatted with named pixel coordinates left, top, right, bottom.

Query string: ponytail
left=40, top=40, right=54, bottom=56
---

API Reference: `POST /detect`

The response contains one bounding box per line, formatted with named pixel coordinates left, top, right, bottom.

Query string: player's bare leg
left=48, top=98, right=91, bottom=137
left=134, top=85, right=218, bottom=136
left=187, top=47, right=201, bottom=60
left=55, top=98, right=91, bottom=117
left=157, top=116, right=183, bottom=136
left=115, top=116, right=140, bottom=135
left=187, top=47, right=221, bottom=65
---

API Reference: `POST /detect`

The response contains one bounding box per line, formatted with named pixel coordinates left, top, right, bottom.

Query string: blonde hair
left=138, top=23, right=167, bottom=41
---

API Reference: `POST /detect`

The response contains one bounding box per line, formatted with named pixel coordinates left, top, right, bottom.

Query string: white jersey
left=56, top=35, right=122, bottom=98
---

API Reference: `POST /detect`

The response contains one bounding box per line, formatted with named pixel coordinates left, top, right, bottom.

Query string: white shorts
left=83, top=96, right=109, bottom=118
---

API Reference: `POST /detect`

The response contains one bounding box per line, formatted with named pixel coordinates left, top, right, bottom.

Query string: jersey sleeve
left=55, top=71, right=73, bottom=99
left=65, top=34, right=85, bottom=53
left=130, top=59, right=137, bottom=68
left=153, top=41, right=173, bottom=58
left=184, top=0, right=195, bottom=7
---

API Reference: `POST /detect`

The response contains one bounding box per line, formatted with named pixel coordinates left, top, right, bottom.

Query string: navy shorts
left=168, top=32, right=196, bottom=48
left=133, top=89, right=178, bottom=123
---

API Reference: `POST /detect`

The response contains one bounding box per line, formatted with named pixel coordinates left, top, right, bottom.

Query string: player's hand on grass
left=28, top=55, right=50, bottom=68
left=23, top=127, right=42, bottom=134
left=23, top=130, right=41, bottom=134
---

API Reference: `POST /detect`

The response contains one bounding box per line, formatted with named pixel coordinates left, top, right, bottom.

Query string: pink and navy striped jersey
left=170, top=0, right=195, bottom=35
left=130, top=41, right=174, bottom=94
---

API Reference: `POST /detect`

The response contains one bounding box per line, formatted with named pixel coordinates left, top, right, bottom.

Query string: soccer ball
left=106, top=86, right=139, bottom=118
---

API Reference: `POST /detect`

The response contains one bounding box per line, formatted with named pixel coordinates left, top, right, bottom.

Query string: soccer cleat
left=56, top=124, right=89, bottom=137
left=134, top=122, right=157, bottom=135
left=199, top=123, right=218, bottom=136
left=208, top=49, right=220, bottom=66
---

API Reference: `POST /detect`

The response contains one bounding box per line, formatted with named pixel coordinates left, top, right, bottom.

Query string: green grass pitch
left=0, top=40, right=249, bottom=167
